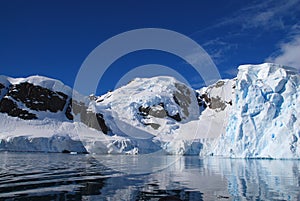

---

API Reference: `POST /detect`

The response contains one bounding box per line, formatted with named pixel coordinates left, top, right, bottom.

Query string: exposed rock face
left=0, top=82, right=8, bottom=99
left=196, top=93, right=228, bottom=111
left=0, top=98, right=37, bottom=120
left=65, top=100, right=74, bottom=120
left=8, top=82, right=67, bottom=112
left=149, top=105, right=167, bottom=118
left=0, top=83, right=4, bottom=91
left=138, top=102, right=182, bottom=125
left=196, top=93, right=208, bottom=109
left=68, top=99, right=109, bottom=134
left=0, top=82, right=68, bottom=120
left=0, top=78, right=110, bottom=134
left=196, top=79, right=234, bottom=113
left=173, top=83, right=191, bottom=118
left=215, top=80, right=225, bottom=88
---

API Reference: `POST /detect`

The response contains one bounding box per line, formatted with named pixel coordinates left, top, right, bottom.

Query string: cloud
left=240, top=0, right=299, bottom=30
left=191, top=0, right=300, bottom=66
left=223, top=68, right=238, bottom=77
left=202, top=38, right=238, bottom=64
left=266, top=34, right=300, bottom=69
left=190, top=0, right=300, bottom=75
left=194, top=0, right=300, bottom=34
left=266, top=23, right=300, bottom=69
left=230, top=0, right=300, bottom=31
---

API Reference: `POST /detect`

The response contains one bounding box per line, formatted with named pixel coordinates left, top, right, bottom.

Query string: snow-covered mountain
left=0, top=63, right=299, bottom=158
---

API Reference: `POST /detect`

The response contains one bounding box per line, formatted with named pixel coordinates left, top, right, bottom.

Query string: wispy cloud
left=191, top=0, right=300, bottom=67
left=223, top=67, right=238, bottom=77
left=266, top=23, right=300, bottom=69
left=266, top=34, right=300, bottom=70
left=193, top=0, right=300, bottom=35
left=202, top=37, right=238, bottom=64
left=189, top=0, right=300, bottom=75
left=226, top=0, right=299, bottom=31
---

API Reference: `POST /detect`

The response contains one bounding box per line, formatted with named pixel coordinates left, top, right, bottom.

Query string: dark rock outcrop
left=209, top=96, right=227, bottom=111
left=0, top=80, right=110, bottom=134
left=138, top=102, right=182, bottom=125
left=196, top=92, right=232, bottom=112
left=0, top=83, right=7, bottom=97
left=65, top=101, right=74, bottom=120
left=7, top=82, right=67, bottom=112
left=80, top=111, right=109, bottom=134
left=0, top=81, right=69, bottom=120
left=67, top=99, right=109, bottom=134
left=195, top=92, right=208, bottom=109
left=173, top=83, right=191, bottom=118
left=0, top=98, right=37, bottom=120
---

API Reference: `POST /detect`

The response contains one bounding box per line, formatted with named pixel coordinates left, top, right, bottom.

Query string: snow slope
left=0, top=75, right=208, bottom=154
left=0, top=75, right=134, bottom=154
left=88, top=76, right=235, bottom=155
left=0, top=74, right=233, bottom=155
left=87, top=76, right=204, bottom=154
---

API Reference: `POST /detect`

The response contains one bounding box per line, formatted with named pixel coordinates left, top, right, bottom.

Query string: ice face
left=212, top=63, right=300, bottom=159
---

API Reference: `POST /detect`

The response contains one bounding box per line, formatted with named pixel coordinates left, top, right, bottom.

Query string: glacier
left=0, top=63, right=299, bottom=159
left=212, top=63, right=300, bottom=158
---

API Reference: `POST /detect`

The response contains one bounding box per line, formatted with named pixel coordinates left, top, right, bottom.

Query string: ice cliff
left=212, top=63, right=300, bottom=158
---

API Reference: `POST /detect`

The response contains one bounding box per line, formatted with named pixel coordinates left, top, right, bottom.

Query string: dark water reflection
left=0, top=152, right=299, bottom=200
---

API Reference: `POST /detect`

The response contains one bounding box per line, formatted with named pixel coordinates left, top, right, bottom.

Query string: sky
left=0, top=0, right=300, bottom=95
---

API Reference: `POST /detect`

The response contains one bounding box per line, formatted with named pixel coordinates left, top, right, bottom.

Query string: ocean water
left=0, top=152, right=299, bottom=201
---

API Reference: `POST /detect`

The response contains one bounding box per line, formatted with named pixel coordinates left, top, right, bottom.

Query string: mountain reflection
left=0, top=153, right=299, bottom=200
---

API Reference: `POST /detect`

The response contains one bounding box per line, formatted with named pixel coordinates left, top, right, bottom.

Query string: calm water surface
left=0, top=152, right=299, bottom=201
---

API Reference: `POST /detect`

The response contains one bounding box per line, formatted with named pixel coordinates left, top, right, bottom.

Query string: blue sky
left=0, top=0, right=299, bottom=95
